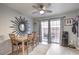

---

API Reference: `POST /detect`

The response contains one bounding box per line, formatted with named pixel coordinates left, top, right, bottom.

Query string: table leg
left=22, top=41, right=24, bottom=55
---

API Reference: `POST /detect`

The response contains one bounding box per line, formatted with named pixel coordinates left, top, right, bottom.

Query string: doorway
left=40, top=19, right=60, bottom=44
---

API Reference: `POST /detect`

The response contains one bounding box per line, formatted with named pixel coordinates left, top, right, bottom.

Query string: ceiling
left=3, top=3, right=79, bottom=18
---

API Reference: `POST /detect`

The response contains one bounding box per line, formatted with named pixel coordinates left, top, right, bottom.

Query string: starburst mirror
left=10, top=16, right=29, bottom=36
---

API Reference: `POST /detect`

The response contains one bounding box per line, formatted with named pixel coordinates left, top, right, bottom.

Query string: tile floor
left=46, top=44, right=79, bottom=55
left=9, top=43, right=79, bottom=55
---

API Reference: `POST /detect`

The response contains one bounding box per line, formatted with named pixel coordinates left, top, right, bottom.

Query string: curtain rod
left=50, top=16, right=66, bottom=19
left=40, top=16, right=66, bottom=20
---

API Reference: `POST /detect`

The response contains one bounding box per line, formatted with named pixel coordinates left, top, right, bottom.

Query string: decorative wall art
left=10, top=16, right=29, bottom=36
left=69, top=16, right=79, bottom=37
left=72, top=18, right=78, bottom=35
left=65, top=18, right=73, bottom=26
left=76, top=16, right=79, bottom=37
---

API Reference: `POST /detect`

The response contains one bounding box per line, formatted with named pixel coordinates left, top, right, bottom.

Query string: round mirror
left=11, top=16, right=29, bottom=36
left=19, top=23, right=25, bottom=32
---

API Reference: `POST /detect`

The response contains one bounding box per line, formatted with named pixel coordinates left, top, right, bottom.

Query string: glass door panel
left=50, top=20, right=60, bottom=43
left=41, top=21, right=48, bottom=43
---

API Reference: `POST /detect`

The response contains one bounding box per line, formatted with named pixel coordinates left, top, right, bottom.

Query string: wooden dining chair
left=9, top=34, right=22, bottom=54
left=17, top=35, right=28, bottom=54
left=32, top=32, right=39, bottom=47
left=27, top=34, right=34, bottom=50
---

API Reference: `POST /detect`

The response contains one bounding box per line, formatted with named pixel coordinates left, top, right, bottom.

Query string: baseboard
left=76, top=47, right=79, bottom=50
left=6, top=51, right=12, bottom=55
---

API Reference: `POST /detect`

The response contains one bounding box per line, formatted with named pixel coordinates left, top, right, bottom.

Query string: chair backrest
left=27, top=34, right=33, bottom=41
left=32, top=32, right=37, bottom=41
left=9, top=34, right=16, bottom=45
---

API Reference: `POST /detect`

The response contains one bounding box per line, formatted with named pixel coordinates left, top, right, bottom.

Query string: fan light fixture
left=40, top=10, right=44, bottom=15
left=32, top=3, right=52, bottom=15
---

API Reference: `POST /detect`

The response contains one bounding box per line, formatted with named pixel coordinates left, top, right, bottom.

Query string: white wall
left=33, top=19, right=40, bottom=33
left=0, top=4, right=33, bottom=41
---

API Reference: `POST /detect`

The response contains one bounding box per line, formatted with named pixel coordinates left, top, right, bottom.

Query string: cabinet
left=62, top=31, right=68, bottom=47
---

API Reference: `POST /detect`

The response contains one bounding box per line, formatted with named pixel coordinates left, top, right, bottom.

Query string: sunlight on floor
left=41, top=42, right=48, bottom=45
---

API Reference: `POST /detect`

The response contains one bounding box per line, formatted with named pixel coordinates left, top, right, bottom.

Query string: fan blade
left=32, top=5, right=38, bottom=9
left=32, top=5, right=41, bottom=11
left=45, top=10, right=52, bottom=13
left=32, top=11, right=38, bottom=14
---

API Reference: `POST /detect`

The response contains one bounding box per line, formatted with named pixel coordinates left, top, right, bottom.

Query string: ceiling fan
left=32, top=3, right=52, bottom=15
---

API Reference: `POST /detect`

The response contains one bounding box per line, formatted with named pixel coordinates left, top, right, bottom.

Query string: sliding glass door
left=50, top=20, right=60, bottom=44
left=41, top=20, right=48, bottom=43
left=40, top=19, right=60, bottom=44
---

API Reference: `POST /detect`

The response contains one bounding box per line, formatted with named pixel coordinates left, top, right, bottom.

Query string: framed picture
left=65, top=18, right=73, bottom=26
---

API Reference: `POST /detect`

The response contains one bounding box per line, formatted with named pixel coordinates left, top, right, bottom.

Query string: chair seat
left=18, top=42, right=22, bottom=45
left=13, top=42, right=22, bottom=45
left=24, top=42, right=27, bottom=45
left=13, top=42, right=28, bottom=46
